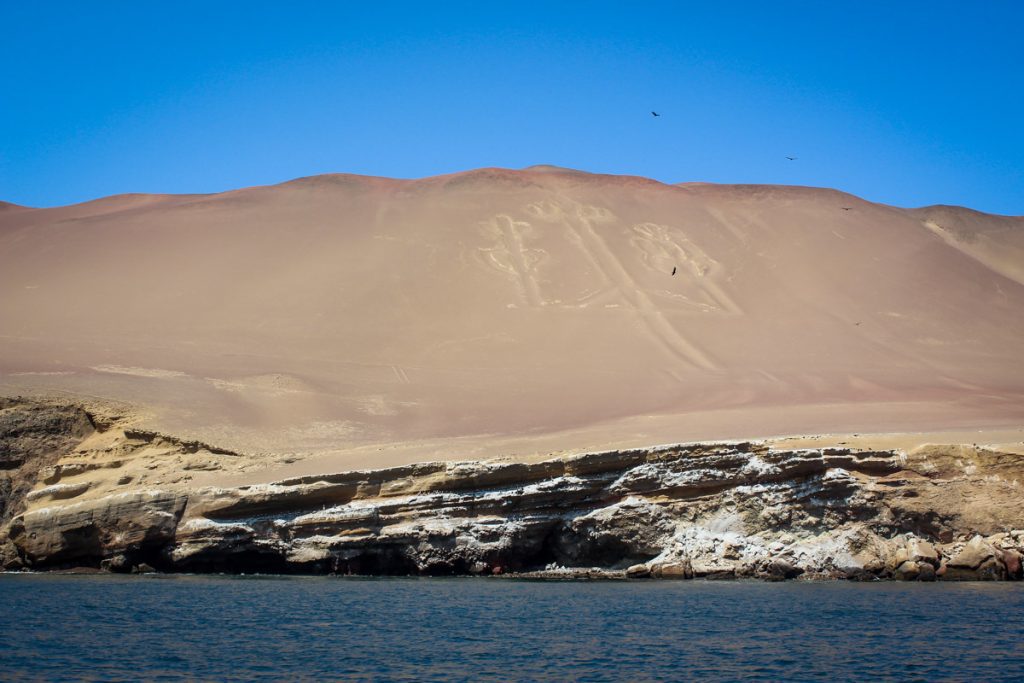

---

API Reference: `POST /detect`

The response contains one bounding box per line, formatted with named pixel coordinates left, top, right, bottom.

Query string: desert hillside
left=1, top=166, right=1023, bottom=474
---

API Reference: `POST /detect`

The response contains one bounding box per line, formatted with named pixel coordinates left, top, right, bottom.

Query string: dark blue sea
left=1, top=575, right=1022, bottom=682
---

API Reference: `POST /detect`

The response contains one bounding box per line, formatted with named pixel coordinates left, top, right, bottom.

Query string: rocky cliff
left=2, top=398, right=1023, bottom=581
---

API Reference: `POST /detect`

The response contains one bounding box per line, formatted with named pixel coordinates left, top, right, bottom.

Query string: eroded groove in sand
left=630, top=221, right=742, bottom=315
left=568, top=202, right=718, bottom=370
left=478, top=214, right=545, bottom=308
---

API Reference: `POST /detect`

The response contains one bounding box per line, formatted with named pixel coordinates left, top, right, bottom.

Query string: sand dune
left=2, top=166, right=1023, bottom=468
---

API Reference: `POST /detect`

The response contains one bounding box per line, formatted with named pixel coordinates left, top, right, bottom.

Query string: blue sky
left=1, top=2, right=1022, bottom=213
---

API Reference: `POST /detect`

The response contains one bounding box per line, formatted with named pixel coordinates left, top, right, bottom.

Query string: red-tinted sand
left=2, top=166, right=1022, bottom=472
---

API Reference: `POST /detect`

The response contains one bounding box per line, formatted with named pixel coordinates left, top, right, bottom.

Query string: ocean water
left=1, top=575, right=1022, bottom=682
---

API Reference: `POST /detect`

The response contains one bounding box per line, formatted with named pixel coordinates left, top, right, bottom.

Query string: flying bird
left=841, top=207, right=853, bottom=211
left=651, top=111, right=660, bottom=117
left=785, top=156, right=797, bottom=161
left=671, top=266, right=677, bottom=276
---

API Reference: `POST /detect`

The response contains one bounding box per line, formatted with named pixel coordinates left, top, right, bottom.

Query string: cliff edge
left=3, top=398, right=1022, bottom=581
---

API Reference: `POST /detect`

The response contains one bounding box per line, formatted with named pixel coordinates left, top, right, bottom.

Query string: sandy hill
left=2, top=166, right=1023, bottom=475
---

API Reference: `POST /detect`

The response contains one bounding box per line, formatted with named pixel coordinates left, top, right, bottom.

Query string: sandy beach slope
left=2, top=166, right=1022, bottom=479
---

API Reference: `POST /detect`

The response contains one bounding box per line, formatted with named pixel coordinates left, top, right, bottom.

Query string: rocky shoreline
left=2, top=398, right=1023, bottom=581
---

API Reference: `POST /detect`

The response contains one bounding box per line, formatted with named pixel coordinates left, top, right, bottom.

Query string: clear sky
left=2, top=2, right=1022, bottom=213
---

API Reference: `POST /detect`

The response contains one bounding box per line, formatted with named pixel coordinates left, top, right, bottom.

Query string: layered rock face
left=3, top=399, right=1023, bottom=581
left=0, top=399, right=96, bottom=567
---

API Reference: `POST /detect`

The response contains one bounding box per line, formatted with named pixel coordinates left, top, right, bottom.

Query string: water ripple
left=0, top=576, right=1022, bottom=681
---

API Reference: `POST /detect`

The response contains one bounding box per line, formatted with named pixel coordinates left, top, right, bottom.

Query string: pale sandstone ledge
left=1, top=398, right=1023, bottom=581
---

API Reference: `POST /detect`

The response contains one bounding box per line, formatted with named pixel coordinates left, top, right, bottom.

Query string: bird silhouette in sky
left=651, top=111, right=660, bottom=117
left=785, top=156, right=797, bottom=161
